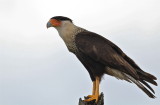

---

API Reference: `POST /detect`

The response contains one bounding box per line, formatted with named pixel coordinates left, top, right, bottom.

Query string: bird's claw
left=84, top=95, right=99, bottom=102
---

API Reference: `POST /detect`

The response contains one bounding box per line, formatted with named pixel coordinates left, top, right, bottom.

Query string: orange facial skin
left=49, top=19, right=61, bottom=27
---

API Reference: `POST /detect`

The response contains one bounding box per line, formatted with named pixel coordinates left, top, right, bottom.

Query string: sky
left=0, top=0, right=160, bottom=105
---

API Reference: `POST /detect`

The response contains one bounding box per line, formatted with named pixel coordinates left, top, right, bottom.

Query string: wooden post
left=78, top=93, right=104, bottom=105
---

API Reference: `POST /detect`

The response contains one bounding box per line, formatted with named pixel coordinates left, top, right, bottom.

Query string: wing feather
left=75, top=31, right=139, bottom=79
left=75, top=31, right=157, bottom=97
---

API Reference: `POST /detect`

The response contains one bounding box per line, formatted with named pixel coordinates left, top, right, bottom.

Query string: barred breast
left=64, top=27, right=86, bottom=54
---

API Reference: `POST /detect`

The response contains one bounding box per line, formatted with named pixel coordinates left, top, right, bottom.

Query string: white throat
left=54, top=21, right=86, bottom=53
left=55, top=21, right=77, bottom=40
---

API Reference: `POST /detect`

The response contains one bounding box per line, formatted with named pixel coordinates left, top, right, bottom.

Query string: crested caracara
left=47, top=16, right=157, bottom=102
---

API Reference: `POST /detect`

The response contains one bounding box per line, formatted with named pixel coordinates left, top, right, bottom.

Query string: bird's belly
left=105, top=67, right=129, bottom=81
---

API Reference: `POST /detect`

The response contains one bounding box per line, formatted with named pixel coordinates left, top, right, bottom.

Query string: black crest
left=51, top=16, right=72, bottom=23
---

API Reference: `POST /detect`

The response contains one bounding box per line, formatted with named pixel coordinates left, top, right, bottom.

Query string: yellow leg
left=95, top=76, right=100, bottom=100
left=87, top=81, right=96, bottom=97
left=95, top=77, right=100, bottom=102
left=92, top=81, right=96, bottom=95
left=84, top=77, right=100, bottom=103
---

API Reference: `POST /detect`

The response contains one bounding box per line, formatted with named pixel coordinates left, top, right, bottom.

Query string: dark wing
left=97, top=33, right=157, bottom=86
left=75, top=31, right=157, bottom=98
left=105, top=39, right=157, bottom=83
left=75, top=31, right=139, bottom=79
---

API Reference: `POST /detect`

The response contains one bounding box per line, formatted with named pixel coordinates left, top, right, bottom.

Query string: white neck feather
left=53, top=21, right=85, bottom=53
left=55, top=21, right=77, bottom=39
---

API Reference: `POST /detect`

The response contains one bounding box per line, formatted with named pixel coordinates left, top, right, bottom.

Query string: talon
left=87, top=95, right=93, bottom=98
left=84, top=95, right=99, bottom=102
left=83, top=77, right=100, bottom=103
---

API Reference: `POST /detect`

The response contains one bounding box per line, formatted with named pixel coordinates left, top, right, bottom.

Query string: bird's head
left=46, top=16, right=73, bottom=29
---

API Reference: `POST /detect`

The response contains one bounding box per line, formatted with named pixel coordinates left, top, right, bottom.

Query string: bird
left=46, top=16, right=157, bottom=102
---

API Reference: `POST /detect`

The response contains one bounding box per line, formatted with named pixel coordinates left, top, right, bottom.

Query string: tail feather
left=140, top=71, right=157, bottom=80
left=140, top=80, right=155, bottom=93
left=137, top=70, right=157, bottom=86
left=125, top=74, right=156, bottom=98
left=140, top=76, right=157, bottom=86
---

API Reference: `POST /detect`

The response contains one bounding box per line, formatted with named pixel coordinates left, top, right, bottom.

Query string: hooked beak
left=46, top=22, right=52, bottom=28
